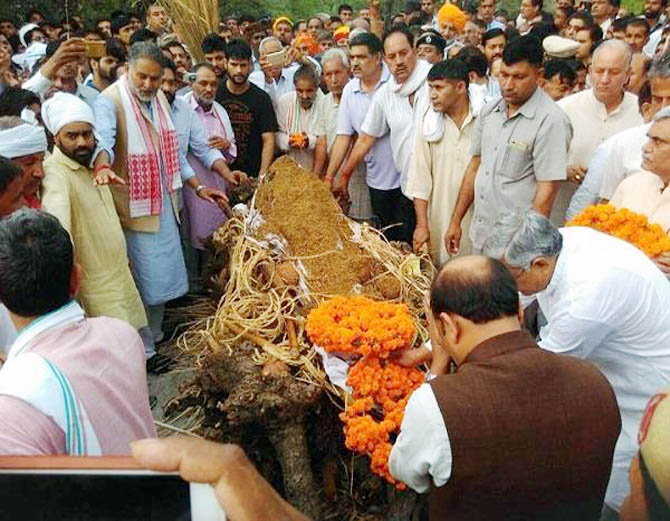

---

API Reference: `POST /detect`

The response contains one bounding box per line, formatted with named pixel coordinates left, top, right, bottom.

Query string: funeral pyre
left=162, top=156, right=435, bottom=520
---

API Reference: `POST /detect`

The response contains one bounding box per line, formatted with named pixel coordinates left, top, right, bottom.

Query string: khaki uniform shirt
left=470, top=88, right=571, bottom=250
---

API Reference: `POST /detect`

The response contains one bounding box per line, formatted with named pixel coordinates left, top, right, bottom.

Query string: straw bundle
left=156, top=0, right=219, bottom=63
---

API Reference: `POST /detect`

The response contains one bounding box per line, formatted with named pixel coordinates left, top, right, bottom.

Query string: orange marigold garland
left=567, top=204, right=670, bottom=257
left=306, top=296, right=424, bottom=489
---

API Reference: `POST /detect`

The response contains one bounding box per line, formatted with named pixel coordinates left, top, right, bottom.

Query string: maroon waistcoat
left=428, top=330, right=621, bottom=521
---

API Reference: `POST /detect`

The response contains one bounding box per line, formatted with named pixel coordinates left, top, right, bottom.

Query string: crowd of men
left=0, top=0, right=670, bottom=519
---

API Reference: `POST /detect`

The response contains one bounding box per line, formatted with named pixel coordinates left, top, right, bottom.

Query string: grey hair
left=351, top=17, right=371, bottom=31
left=321, top=47, right=350, bottom=68
left=481, top=210, right=563, bottom=270
left=128, top=41, right=164, bottom=67
left=592, top=38, right=633, bottom=69
left=259, top=36, right=282, bottom=54
left=649, top=51, right=670, bottom=80
left=0, top=116, right=24, bottom=131
left=653, top=105, right=670, bottom=122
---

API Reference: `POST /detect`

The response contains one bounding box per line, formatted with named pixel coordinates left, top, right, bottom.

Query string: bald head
left=430, top=255, right=520, bottom=323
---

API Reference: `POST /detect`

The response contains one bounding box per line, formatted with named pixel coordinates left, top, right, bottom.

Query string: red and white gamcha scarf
left=118, top=75, right=181, bottom=218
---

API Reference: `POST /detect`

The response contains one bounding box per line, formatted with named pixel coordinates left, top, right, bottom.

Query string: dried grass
left=156, top=0, right=219, bottom=63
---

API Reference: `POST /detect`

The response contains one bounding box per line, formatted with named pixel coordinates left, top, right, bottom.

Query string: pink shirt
left=0, top=314, right=156, bottom=455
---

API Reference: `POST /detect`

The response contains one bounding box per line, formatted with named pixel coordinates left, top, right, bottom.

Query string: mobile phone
left=266, top=48, right=286, bottom=67
left=84, top=39, right=106, bottom=59
left=0, top=455, right=226, bottom=521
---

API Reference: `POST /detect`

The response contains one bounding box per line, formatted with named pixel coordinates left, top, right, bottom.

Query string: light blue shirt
left=92, top=93, right=200, bottom=182
left=336, top=66, right=401, bottom=191
left=249, top=63, right=299, bottom=109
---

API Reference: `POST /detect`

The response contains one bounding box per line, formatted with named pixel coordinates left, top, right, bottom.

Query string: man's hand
left=259, top=56, right=275, bottom=84
left=198, top=187, right=231, bottom=215
left=131, top=437, right=312, bottom=521
left=42, top=38, right=86, bottom=79
left=567, top=165, right=587, bottom=184
left=288, top=132, right=309, bottom=149
left=331, top=176, right=350, bottom=207
left=208, top=135, right=231, bottom=151
left=413, top=225, right=430, bottom=254
left=223, top=170, right=248, bottom=186
left=93, top=166, right=126, bottom=186
left=392, top=345, right=432, bottom=367
left=653, top=252, right=670, bottom=275
left=444, top=219, right=462, bottom=255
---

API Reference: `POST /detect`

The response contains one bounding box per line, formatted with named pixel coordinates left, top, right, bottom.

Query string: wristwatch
left=195, top=184, right=205, bottom=196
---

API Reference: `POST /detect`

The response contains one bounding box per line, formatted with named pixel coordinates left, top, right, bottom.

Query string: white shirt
left=598, top=123, right=650, bottom=200
left=388, top=383, right=452, bottom=492
left=361, top=60, right=431, bottom=195
left=0, top=305, right=16, bottom=356
left=552, top=89, right=642, bottom=224
left=249, top=63, right=299, bottom=109
left=276, top=90, right=326, bottom=171
left=536, top=227, right=670, bottom=511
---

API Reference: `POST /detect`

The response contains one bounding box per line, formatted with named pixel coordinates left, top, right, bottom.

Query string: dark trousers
left=368, top=186, right=416, bottom=245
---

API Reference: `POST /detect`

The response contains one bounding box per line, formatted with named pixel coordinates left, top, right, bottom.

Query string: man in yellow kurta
left=40, top=92, right=147, bottom=332
left=406, top=60, right=477, bottom=266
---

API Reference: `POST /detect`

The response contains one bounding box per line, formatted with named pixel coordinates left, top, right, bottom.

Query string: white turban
left=41, top=92, right=96, bottom=137
left=18, top=24, right=39, bottom=47
left=0, top=124, right=47, bottom=159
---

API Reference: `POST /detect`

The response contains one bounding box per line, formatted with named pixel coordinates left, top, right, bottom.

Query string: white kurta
left=611, top=170, right=670, bottom=232
left=535, top=227, right=670, bottom=511
left=276, top=90, right=326, bottom=171
left=552, top=89, right=643, bottom=225
left=405, top=106, right=475, bottom=265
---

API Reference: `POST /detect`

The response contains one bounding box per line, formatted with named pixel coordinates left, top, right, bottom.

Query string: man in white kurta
left=553, top=40, right=643, bottom=225
left=276, top=65, right=327, bottom=172
left=483, top=211, right=670, bottom=514
left=406, top=61, right=477, bottom=265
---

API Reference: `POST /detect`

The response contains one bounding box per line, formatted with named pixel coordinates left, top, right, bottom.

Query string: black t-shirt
left=216, top=81, right=278, bottom=177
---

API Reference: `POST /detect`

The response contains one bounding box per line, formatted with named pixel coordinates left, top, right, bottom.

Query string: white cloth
left=41, top=92, right=96, bottom=136
left=534, top=227, right=670, bottom=511
left=276, top=90, right=326, bottom=171
left=598, top=123, right=650, bottom=200
left=0, top=301, right=102, bottom=455
left=389, top=383, right=452, bottom=492
left=361, top=60, right=431, bottom=195
left=0, top=305, right=16, bottom=356
left=11, top=42, right=46, bottom=73
left=249, top=63, right=299, bottom=109
left=18, top=23, right=38, bottom=47
left=0, top=123, right=47, bottom=158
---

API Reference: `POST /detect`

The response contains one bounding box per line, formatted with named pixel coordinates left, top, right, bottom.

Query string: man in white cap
left=11, top=23, right=46, bottom=73
left=0, top=115, right=47, bottom=209
left=0, top=116, right=49, bottom=355
left=40, top=92, right=148, bottom=342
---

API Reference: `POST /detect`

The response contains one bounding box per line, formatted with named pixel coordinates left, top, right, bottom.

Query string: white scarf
left=421, top=83, right=485, bottom=143
left=0, top=123, right=47, bottom=158
left=391, top=58, right=431, bottom=98
left=117, top=75, right=181, bottom=218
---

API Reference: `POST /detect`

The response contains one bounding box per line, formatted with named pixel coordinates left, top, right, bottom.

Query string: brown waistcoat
left=101, top=83, right=180, bottom=233
left=428, top=330, right=621, bottom=521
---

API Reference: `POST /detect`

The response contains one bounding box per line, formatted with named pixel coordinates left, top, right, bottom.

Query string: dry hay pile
left=163, top=157, right=434, bottom=520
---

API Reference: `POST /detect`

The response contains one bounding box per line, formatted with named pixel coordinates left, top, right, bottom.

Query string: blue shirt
left=336, top=66, right=401, bottom=191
